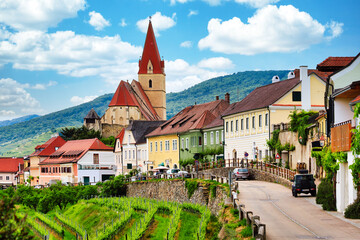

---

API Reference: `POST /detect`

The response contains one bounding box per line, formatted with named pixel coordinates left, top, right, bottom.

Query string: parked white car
left=166, top=169, right=180, bottom=178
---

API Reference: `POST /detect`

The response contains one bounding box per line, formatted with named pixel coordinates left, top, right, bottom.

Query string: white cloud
left=119, top=18, right=127, bottom=27
left=188, top=10, right=198, bottom=17
left=170, top=0, right=191, bottom=5
left=88, top=11, right=111, bottom=31
left=198, top=57, right=234, bottom=69
left=165, top=59, right=228, bottom=92
left=70, top=95, right=98, bottom=105
left=234, top=0, right=279, bottom=8
left=180, top=41, right=192, bottom=48
left=198, top=5, right=343, bottom=55
left=202, top=0, right=222, bottom=6
left=137, top=12, right=176, bottom=36
left=0, top=0, right=86, bottom=31
left=0, top=78, right=41, bottom=119
left=0, top=30, right=142, bottom=82
left=326, top=21, right=344, bottom=39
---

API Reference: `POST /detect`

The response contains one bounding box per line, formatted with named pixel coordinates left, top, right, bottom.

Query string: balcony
left=331, top=120, right=352, bottom=152
left=78, top=164, right=116, bottom=170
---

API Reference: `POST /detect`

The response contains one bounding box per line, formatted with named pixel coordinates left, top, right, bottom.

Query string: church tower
left=138, top=20, right=166, bottom=120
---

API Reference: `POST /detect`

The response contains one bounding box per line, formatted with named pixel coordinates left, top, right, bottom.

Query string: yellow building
left=146, top=134, right=179, bottom=170
left=222, top=66, right=328, bottom=162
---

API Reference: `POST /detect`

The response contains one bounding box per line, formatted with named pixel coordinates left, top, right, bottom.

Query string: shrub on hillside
left=316, top=179, right=336, bottom=211
left=101, top=175, right=127, bottom=197
left=345, top=198, right=360, bottom=219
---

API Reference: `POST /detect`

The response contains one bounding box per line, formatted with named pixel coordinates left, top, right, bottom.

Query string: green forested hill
left=166, top=70, right=289, bottom=118
left=0, top=70, right=289, bottom=156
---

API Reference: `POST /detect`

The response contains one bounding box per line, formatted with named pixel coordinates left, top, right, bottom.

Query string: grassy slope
left=0, top=70, right=288, bottom=157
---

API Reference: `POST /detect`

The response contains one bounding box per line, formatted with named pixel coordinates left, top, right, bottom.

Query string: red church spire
left=138, top=20, right=164, bottom=74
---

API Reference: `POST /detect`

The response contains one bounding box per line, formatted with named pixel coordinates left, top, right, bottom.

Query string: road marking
left=241, top=182, right=327, bottom=239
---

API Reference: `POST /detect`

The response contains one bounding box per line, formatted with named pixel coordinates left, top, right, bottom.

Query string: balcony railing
left=331, top=120, right=352, bottom=152
left=78, top=164, right=116, bottom=170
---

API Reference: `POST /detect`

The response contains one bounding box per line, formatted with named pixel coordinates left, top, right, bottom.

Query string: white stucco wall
left=334, top=98, right=354, bottom=125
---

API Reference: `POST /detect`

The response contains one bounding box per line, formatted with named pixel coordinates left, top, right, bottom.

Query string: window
left=265, top=113, right=268, bottom=126
left=150, top=142, right=153, bottom=152
left=265, top=149, right=269, bottom=157
left=231, top=121, right=233, bottom=132
left=221, top=130, right=224, bottom=143
left=55, top=147, right=59, bottom=151
left=155, top=142, right=158, bottom=152
left=127, top=163, right=132, bottom=170
left=181, top=138, right=184, bottom=149
left=241, top=119, right=244, bottom=130
left=236, top=120, right=238, bottom=131
left=133, top=150, right=135, bottom=159
left=149, top=79, right=152, bottom=88
left=246, top=118, right=249, bottom=129
left=0, top=176, right=2, bottom=180
left=129, top=150, right=131, bottom=159
left=252, top=116, right=255, bottom=129
left=53, top=167, right=55, bottom=173
left=6, top=176, right=9, bottom=180
left=210, top=132, right=214, bottom=144
left=125, top=151, right=127, bottom=159
left=259, top=115, right=262, bottom=127
left=292, top=91, right=301, bottom=101
left=216, top=131, right=219, bottom=144
left=166, top=140, right=170, bottom=150
left=173, top=139, right=177, bottom=150
left=204, top=133, right=207, bottom=145
left=198, top=136, right=202, bottom=146
left=160, top=141, right=163, bottom=151
left=128, top=134, right=131, bottom=144
left=186, top=138, right=189, bottom=149
left=226, top=122, right=229, bottom=132
left=93, top=153, right=99, bottom=164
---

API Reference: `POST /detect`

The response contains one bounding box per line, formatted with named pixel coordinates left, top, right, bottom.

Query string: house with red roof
left=222, top=65, right=330, bottom=170
left=0, top=157, right=23, bottom=186
left=324, top=52, right=360, bottom=213
left=146, top=97, right=230, bottom=170
left=38, top=138, right=114, bottom=185
left=29, top=135, right=66, bottom=186
left=84, top=20, right=166, bottom=139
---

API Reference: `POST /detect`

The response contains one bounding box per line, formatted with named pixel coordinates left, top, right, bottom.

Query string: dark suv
left=292, top=172, right=316, bottom=197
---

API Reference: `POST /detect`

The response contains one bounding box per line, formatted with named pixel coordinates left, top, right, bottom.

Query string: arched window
left=149, top=79, right=152, bottom=88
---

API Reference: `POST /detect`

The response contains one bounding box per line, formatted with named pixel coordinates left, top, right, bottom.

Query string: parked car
left=166, top=168, right=180, bottom=178
left=175, top=170, right=191, bottom=178
left=291, top=171, right=316, bottom=197
left=233, top=168, right=249, bottom=180
left=34, top=185, right=44, bottom=189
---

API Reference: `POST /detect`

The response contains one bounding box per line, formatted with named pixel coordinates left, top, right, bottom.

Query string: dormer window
left=149, top=79, right=152, bottom=88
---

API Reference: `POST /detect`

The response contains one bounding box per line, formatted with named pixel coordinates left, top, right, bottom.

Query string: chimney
left=300, top=66, right=311, bottom=111
left=216, top=96, right=219, bottom=100
left=272, top=75, right=280, bottom=83
left=225, top=93, right=230, bottom=103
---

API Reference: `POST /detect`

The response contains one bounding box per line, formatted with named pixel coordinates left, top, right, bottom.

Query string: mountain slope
left=0, top=114, right=40, bottom=127
left=0, top=70, right=289, bottom=156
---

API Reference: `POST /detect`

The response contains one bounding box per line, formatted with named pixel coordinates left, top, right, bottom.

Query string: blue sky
left=0, top=0, right=359, bottom=121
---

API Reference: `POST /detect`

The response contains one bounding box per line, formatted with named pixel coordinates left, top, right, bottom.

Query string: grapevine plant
left=350, top=103, right=360, bottom=188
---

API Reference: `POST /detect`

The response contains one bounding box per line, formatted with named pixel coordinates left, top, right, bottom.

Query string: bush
left=345, top=198, right=360, bottom=219
left=316, top=179, right=336, bottom=211
left=240, top=225, right=252, bottom=237
left=230, top=208, right=239, bottom=218
left=185, top=179, right=198, bottom=198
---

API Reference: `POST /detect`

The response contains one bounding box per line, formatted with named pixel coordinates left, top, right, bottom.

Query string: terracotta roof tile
left=138, top=20, right=164, bottom=75
left=0, top=157, right=23, bottom=173
left=317, top=56, right=355, bottom=72
left=29, top=136, right=66, bottom=157
left=39, top=138, right=112, bottom=165
left=147, top=99, right=230, bottom=137
left=109, top=81, right=138, bottom=107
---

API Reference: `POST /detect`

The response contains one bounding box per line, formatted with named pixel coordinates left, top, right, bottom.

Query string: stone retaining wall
left=126, top=179, right=227, bottom=215
left=198, top=167, right=292, bottom=188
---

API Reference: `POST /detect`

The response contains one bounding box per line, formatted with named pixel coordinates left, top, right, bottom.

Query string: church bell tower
left=138, top=20, right=166, bottom=120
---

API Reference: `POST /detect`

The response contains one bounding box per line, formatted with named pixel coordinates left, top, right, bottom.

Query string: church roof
left=108, top=80, right=160, bottom=121
left=84, top=108, right=100, bottom=120
left=138, top=20, right=164, bottom=74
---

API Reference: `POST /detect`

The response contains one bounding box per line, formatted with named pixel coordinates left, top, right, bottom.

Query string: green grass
left=116, top=211, right=144, bottom=239
left=150, top=214, right=170, bottom=239
left=177, top=210, right=200, bottom=239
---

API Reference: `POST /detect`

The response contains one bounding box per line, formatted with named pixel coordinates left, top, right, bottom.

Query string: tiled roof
left=317, top=56, right=355, bottom=72
left=39, top=138, right=112, bottom=165
left=0, top=157, right=23, bottom=173
left=126, top=120, right=165, bottom=144
left=29, top=136, right=66, bottom=157
left=116, top=128, right=125, bottom=147
left=351, top=95, right=360, bottom=105
left=84, top=108, right=100, bottom=120
left=147, top=99, right=230, bottom=137
left=108, top=80, right=160, bottom=121
left=203, top=115, right=224, bottom=129
left=222, top=69, right=328, bottom=117
left=138, top=20, right=164, bottom=75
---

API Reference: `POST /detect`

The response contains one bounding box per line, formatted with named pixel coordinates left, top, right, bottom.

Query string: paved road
left=237, top=180, right=360, bottom=240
